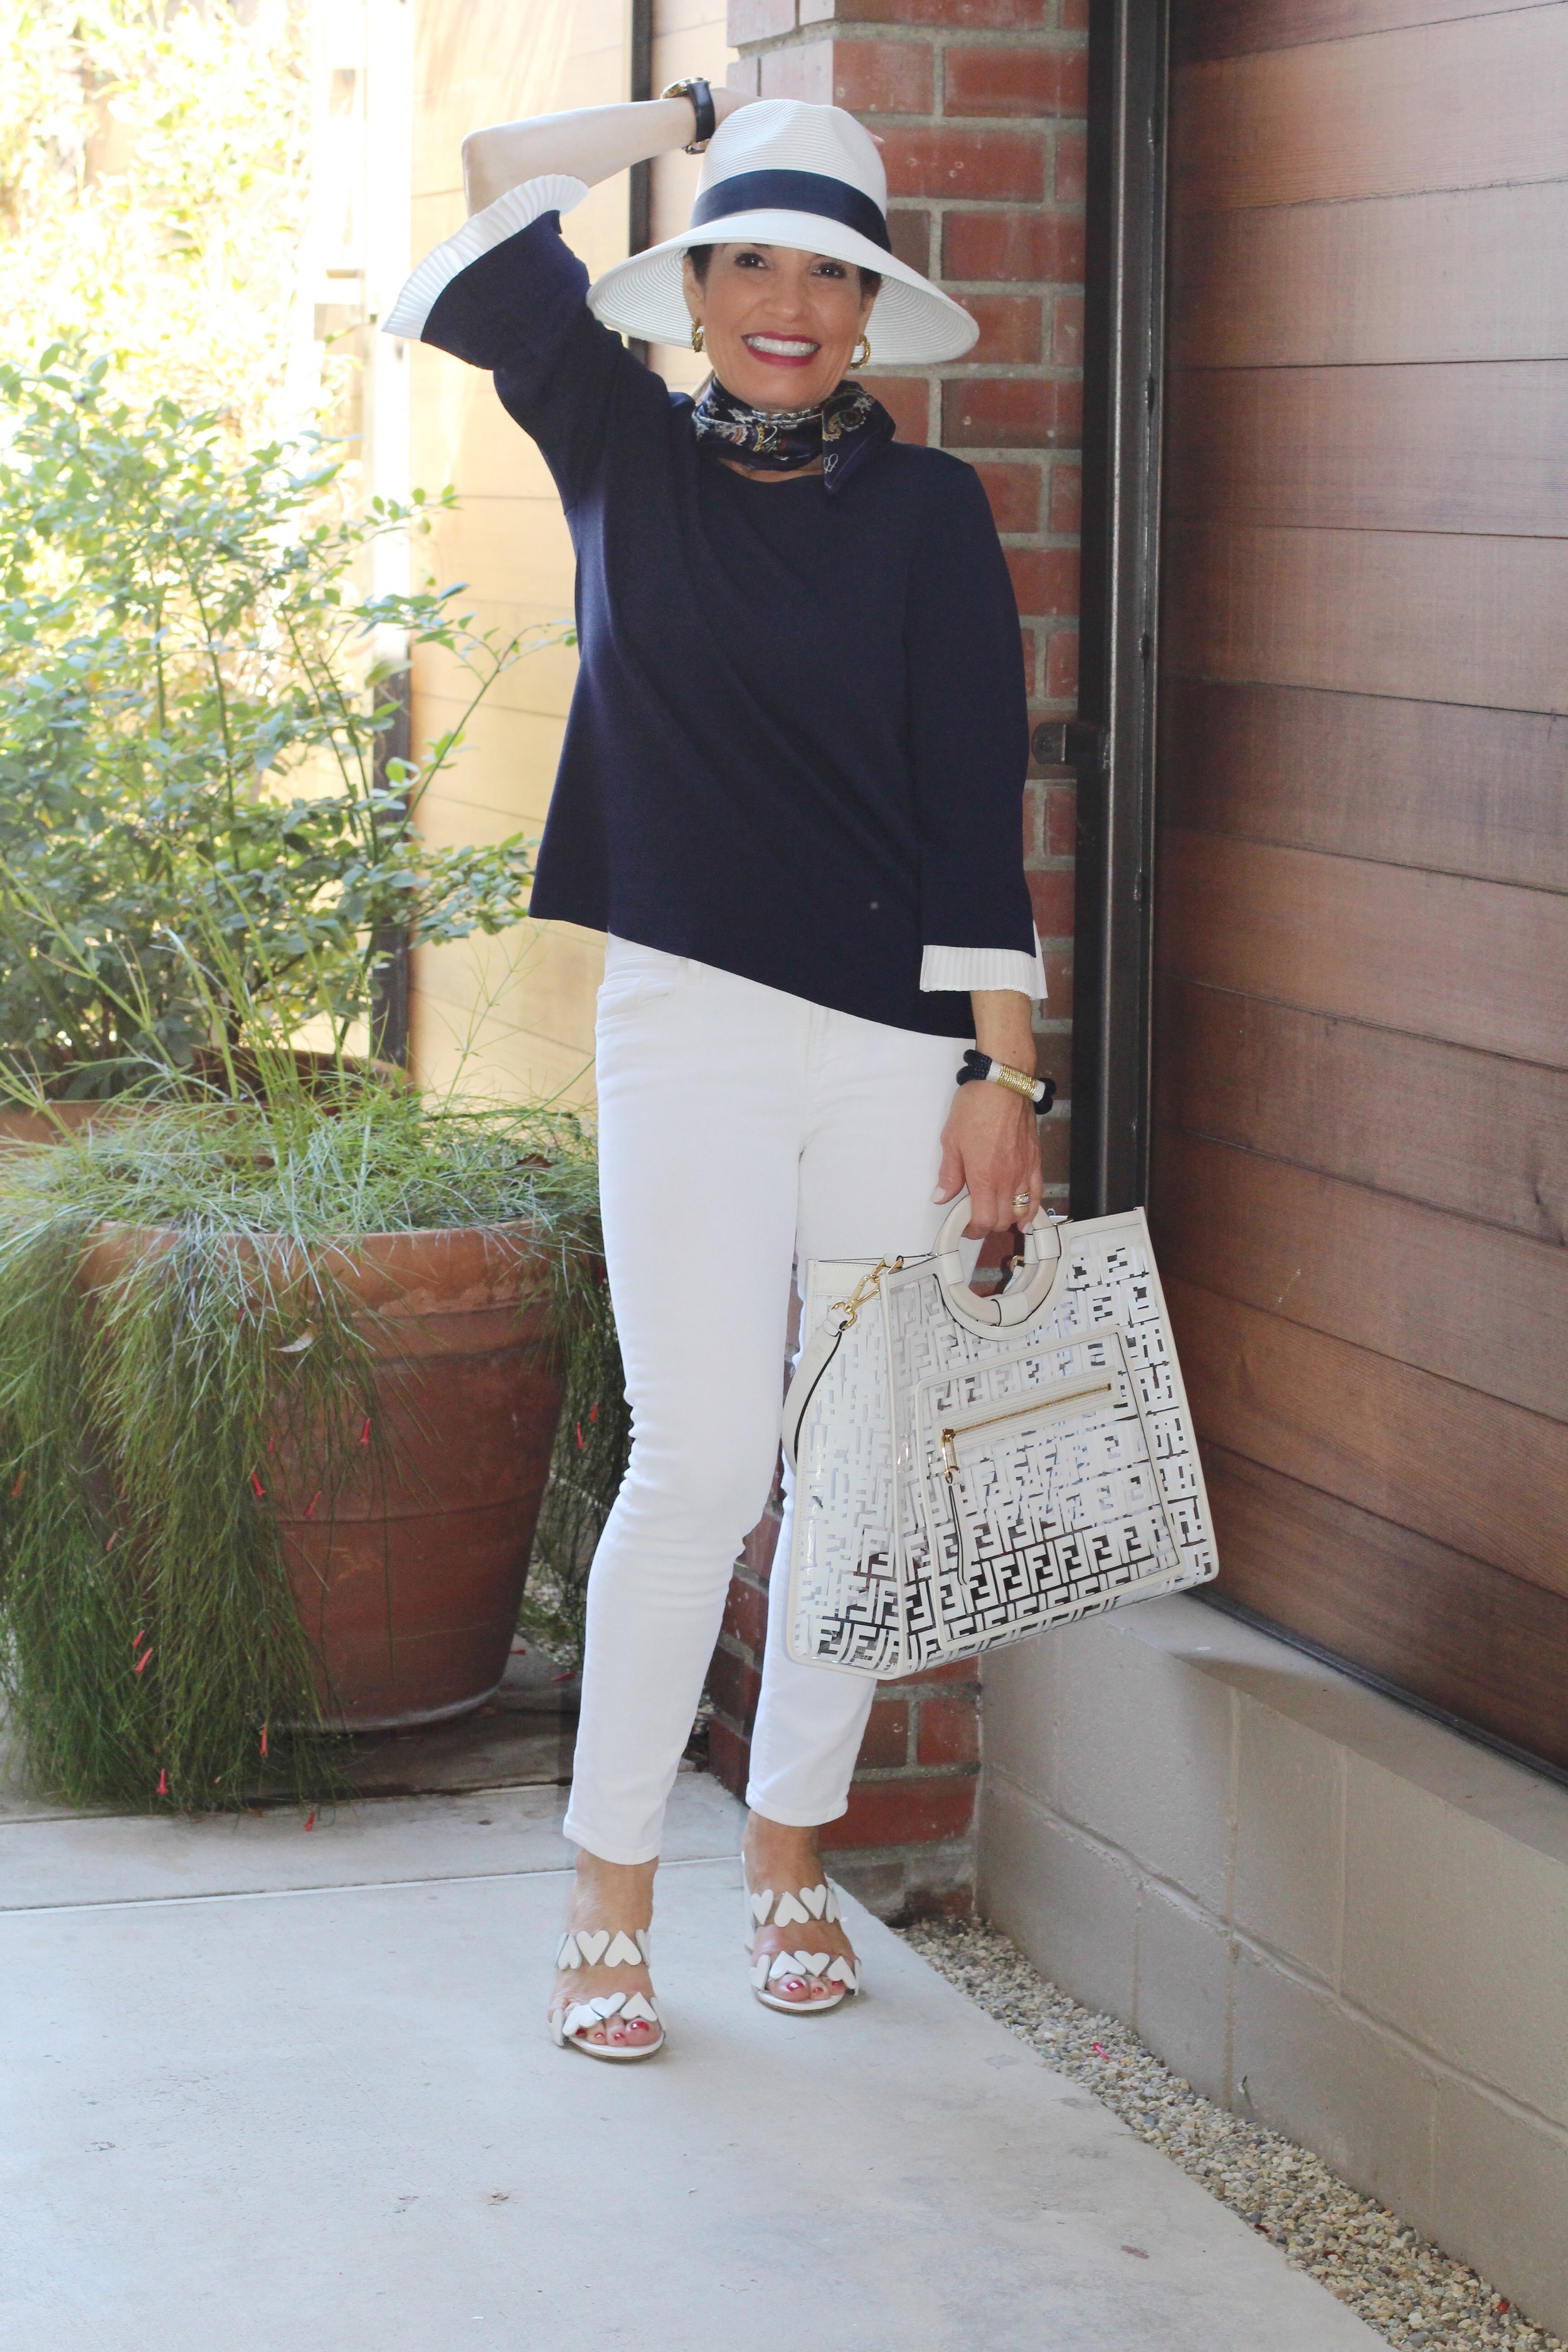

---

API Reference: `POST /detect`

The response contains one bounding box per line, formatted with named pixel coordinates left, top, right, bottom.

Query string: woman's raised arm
left=462, top=91, right=751, bottom=216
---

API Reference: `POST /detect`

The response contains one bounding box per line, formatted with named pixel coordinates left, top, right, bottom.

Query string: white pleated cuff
left=381, top=174, right=590, bottom=341
left=920, top=930, right=1048, bottom=1002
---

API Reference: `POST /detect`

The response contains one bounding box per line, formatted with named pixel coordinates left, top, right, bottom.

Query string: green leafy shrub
left=0, top=349, right=556, bottom=1091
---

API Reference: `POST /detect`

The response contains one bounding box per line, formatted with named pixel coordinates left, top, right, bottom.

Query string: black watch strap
left=662, top=77, right=716, bottom=154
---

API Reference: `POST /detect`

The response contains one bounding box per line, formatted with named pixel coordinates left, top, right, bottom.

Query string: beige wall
left=648, top=0, right=733, bottom=396
left=405, top=0, right=732, bottom=1104
left=407, top=0, right=625, bottom=1103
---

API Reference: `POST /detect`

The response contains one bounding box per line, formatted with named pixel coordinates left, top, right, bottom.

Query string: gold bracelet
left=957, top=1048, right=1052, bottom=1109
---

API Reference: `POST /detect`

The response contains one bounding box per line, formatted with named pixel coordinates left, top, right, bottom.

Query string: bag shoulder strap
left=781, top=1316, right=845, bottom=1473
left=781, top=1254, right=903, bottom=1472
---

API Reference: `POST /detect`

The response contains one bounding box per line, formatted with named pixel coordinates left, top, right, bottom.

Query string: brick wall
left=706, top=0, right=1088, bottom=1921
left=709, top=1486, right=987, bottom=1919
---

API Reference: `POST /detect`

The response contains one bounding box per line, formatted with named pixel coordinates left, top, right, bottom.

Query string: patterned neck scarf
left=691, top=376, right=895, bottom=497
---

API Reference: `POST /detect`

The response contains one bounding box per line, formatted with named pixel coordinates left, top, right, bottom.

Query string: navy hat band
left=689, top=169, right=893, bottom=257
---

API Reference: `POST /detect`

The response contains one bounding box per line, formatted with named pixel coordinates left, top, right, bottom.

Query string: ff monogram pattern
left=786, top=1211, right=1218, bottom=1679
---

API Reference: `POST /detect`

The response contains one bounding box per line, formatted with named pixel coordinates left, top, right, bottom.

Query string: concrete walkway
left=2, top=1773, right=1385, bottom=2352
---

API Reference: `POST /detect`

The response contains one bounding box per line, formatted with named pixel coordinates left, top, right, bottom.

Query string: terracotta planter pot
left=0, top=1102, right=130, bottom=1145
left=78, top=1222, right=568, bottom=1730
left=185, top=1046, right=408, bottom=1099
left=0, top=1052, right=399, bottom=1147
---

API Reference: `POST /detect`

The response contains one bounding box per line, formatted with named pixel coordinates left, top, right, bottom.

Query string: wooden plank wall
left=1153, top=0, right=1568, bottom=1767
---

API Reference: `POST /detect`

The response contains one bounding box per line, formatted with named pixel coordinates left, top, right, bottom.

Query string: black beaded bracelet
left=956, top=1049, right=1056, bottom=1112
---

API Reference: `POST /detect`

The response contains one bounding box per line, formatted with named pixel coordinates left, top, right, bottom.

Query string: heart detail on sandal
left=744, top=1878, right=861, bottom=2012
left=551, top=1922, right=665, bottom=2060
left=769, top=1949, right=832, bottom=1981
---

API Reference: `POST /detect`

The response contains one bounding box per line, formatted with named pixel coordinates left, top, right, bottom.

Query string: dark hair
left=685, top=242, right=882, bottom=299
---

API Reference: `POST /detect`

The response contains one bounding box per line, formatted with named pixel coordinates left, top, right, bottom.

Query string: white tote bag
left=781, top=1195, right=1218, bottom=1679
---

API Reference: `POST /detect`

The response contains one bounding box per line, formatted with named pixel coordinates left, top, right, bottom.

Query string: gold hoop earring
left=691, top=321, right=704, bottom=354
left=852, top=333, right=871, bottom=370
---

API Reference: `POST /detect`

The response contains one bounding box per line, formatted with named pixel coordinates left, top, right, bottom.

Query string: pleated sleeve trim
left=383, top=174, right=590, bottom=342
left=919, top=931, right=1048, bottom=1002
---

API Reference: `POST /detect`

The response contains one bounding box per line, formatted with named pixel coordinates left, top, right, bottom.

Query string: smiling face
left=682, top=243, right=876, bottom=411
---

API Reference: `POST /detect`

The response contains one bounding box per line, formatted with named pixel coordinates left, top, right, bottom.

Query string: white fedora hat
left=588, top=100, right=978, bottom=366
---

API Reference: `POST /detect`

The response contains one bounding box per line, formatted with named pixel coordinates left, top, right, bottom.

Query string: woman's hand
left=932, top=985, right=1043, bottom=1236
left=933, top=1082, right=1042, bottom=1237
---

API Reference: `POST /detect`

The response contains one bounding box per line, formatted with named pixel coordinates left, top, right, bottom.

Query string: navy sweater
left=419, top=209, right=1036, bottom=1039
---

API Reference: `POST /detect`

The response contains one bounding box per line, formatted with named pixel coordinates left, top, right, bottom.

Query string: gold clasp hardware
left=830, top=1256, right=903, bottom=1329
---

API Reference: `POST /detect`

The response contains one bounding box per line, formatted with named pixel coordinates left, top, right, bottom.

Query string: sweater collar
left=691, top=376, right=894, bottom=495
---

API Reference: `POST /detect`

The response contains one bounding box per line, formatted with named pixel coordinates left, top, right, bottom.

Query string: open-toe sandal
left=744, top=1881, right=861, bottom=2015
left=549, top=1927, right=664, bottom=2061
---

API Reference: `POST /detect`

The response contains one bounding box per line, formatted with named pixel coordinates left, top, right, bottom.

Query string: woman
left=386, top=90, right=1047, bottom=2060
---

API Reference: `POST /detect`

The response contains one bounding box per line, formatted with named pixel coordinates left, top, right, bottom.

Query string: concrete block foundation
left=978, top=1596, right=1568, bottom=2339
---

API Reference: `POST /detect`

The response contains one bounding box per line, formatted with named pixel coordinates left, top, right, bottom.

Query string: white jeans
left=561, top=938, right=971, bottom=1865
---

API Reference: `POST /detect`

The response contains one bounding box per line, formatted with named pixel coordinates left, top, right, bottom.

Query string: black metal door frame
left=1065, top=0, right=1171, bottom=1217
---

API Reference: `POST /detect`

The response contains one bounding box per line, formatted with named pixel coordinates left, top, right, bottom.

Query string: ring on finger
left=1012, top=1189, right=1032, bottom=1210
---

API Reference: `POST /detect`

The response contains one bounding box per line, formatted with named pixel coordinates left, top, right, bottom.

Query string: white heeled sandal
left=744, top=1881, right=862, bottom=2015
left=549, top=1927, right=664, bottom=2061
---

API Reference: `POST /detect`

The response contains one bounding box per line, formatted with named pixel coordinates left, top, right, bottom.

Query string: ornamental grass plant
left=0, top=1070, right=628, bottom=1814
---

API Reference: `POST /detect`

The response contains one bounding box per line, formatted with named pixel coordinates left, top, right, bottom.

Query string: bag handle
left=781, top=1206, right=1070, bottom=1466
left=933, top=1194, right=1068, bottom=1333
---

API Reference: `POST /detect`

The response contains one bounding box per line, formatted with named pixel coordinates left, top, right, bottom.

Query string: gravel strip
left=898, top=1917, right=1559, bottom=2352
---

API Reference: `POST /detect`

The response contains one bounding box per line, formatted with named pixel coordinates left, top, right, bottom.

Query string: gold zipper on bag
left=939, top=1375, right=1116, bottom=1483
